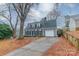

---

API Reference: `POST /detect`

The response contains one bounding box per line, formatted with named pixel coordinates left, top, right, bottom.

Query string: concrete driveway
left=5, top=37, right=59, bottom=56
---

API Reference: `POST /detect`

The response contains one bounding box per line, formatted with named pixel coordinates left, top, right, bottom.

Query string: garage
left=45, top=30, right=55, bottom=36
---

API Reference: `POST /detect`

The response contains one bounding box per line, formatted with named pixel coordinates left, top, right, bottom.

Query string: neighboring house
left=65, top=14, right=79, bottom=31
left=25, top=17, right=57, bottom=37
left=70, top=15, right=79, bottom=29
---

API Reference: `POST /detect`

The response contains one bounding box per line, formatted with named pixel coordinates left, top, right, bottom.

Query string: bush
left=0, top=24, right=13, bottom=39
left=57, top=29, right=63, bottom=37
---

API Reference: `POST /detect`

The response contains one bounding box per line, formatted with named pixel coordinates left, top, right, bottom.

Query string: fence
left=63, top=31, right=79, bottom=49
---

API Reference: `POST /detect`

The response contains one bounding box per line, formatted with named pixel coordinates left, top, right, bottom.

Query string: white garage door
left=45, top=30, right=54, bottom=36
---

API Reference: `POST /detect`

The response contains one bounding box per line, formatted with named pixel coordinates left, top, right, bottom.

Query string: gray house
left=25, top=17, right=57, bottom=37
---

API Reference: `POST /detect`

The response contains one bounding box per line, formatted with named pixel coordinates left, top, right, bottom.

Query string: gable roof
left=65, top=14, right=79, bottom=21
left=26, top=17, right=57, bottom=29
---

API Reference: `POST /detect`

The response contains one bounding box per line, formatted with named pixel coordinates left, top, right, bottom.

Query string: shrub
left=0, top=24, right=13, bottom=39
left=57, top=29, right=63, bottom=37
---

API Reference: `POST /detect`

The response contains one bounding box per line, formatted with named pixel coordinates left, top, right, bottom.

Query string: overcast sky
left=0, top=3, right=79, bottom=22
left=0, top=3, right=79, bottom=28
left=26, top=3, right=55, bottom=23
left=26, top=3, right=79, bottom=23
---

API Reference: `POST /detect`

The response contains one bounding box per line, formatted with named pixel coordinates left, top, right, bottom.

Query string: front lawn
left=0, top=37, right=33, bottom=56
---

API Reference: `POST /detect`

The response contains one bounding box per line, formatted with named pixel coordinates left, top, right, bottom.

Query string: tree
left=12, top=3, right=33, bottom=39
left=0, top=4, right=19, bottom=38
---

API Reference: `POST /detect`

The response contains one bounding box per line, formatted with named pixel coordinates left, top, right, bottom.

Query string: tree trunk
left=19, top=19, right=25, bottom=39
left=13, top=31, right=16, bottom=38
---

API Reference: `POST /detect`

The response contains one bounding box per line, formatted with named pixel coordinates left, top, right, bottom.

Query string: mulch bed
left=0, top=37, right=34, bottom=56
left=43, top=37, right=79, bottom=56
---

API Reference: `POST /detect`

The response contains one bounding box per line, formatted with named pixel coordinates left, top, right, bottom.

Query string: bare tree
left=12, top=3, right=33, bottom=39
left=0, top=4, right=18, bottom=38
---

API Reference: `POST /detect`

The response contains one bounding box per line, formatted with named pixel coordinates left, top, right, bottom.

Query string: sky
left=0, top=3, right=79, bottom=28
left=26, top=3, right=79, bottom=24
left=58, top=3, right=79, bottom=16
left=26, top=3, right=55, bottom=23
left=0, top=3, right=79, bottom=22
left=33, top=3, right=79, bottom=17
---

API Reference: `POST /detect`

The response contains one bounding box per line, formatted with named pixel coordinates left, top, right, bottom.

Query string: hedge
left=0, top=24, right=13, bottom=39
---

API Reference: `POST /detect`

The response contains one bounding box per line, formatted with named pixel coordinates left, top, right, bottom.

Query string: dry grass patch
left=43, top=37, right=77, bottom=56
left=0, top=37, right=34, bottom=56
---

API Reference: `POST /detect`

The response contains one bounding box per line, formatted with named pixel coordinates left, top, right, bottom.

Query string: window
left=27, top=24, right=31, bottom=28
left=32, top=24, right=35, bottom=28
left=37, top=23, right=40, bottom=28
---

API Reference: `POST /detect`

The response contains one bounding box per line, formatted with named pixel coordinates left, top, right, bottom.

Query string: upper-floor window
left=27, top=23, right=41, bottom=28
left=37, top=23, right=40, bottom=28
left=27, top=24, right=31, bottom=28
left=28, top=23, right=33, bottom=28
left=32, top=24, right=35, bottom=28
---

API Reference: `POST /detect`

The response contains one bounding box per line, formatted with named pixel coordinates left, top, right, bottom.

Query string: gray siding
left=25, top=18, right=57, bottom=36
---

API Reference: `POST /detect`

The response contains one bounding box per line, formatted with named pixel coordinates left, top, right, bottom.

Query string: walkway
left=5, top=37, right=59, bottom=56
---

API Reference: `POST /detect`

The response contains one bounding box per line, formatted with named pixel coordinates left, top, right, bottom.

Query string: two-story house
left=25, top=17, right=57, bottom=37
